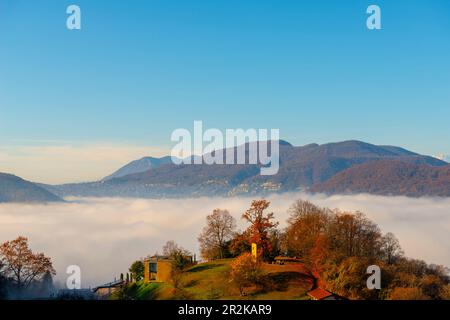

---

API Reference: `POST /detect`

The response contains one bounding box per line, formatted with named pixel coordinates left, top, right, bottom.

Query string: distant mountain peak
left=434, top=154, right=450, bottom=163
left=279, top=140, right=293, bottom=147
left=102, top=156, right=173, bottom=181
left=0, top=172, right=62, bottom=203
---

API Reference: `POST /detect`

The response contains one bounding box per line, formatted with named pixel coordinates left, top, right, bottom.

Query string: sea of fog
left=0, top=194, right=449, bottom=288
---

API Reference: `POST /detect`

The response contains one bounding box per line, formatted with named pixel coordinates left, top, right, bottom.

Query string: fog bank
left=0, top=193, right=449, bottom=287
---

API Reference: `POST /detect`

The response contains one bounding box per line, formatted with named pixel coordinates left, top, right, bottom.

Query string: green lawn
left=116, top=259, right=314, bottom=300
left=110, top=281, right=169, bottom=300
left=182, top=259, right=235, bottom=299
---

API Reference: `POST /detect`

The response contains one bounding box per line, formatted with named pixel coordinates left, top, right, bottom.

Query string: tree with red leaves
left=0, top=236, right=56, bottom=291
left=242, top=200, right=279, bottom=261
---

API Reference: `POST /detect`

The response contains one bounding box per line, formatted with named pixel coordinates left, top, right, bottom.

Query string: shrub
left=229, top=253, right=263, bottom=296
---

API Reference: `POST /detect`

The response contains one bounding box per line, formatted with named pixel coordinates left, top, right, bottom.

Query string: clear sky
left=0, top=0, right=449, bottom=183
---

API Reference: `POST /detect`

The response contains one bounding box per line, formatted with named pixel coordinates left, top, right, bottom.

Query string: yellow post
left=251, top=243, right=257, bottom=261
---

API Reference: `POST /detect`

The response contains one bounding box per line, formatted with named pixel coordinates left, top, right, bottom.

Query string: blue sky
left=0, top=0, right=449, bottom=183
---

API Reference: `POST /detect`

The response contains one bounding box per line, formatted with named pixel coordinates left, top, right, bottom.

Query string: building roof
left=146, top=255, right=172, bottom=262
left=92, top=279, right=124, bottom=292
left=150, top=255, right=170, bottom=259
left=307, top=288, right=334, bottom=300
left=146, top=254, right=194, bottom=262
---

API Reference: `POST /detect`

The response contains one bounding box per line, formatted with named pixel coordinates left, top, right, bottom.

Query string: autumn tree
left=0, top=236, right=56, bottom=291
left=198, top=209, right=236, bottom=260
left=285, top=201, right=383, bottom=265
left=281, top=199, right=450, bottom=300
left=324, top=256, right=379, bottom=300
left=229, top=230, right=252, bottom=257
left=420, top=274, right=446, bottom=299
left=284, top=200, right=330, bottom=262
left=310, top=234, right=331, bottom=275
left=380, top=232, right=404, bottom=264
left=242, top=200, right=279, bottom=261
left=327, top=211, right=382, bottom=259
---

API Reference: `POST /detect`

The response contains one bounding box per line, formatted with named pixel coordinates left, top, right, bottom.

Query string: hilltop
left=111, top=259, right=314, bottom=300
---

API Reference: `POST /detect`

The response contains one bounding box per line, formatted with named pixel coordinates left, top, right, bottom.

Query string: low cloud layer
left=0, top=194, right=449, bottom=288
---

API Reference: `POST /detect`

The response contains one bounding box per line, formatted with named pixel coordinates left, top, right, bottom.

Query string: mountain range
left=1, top=140, right=449, bottom=203
left=38, top=140, right=449, bottom=200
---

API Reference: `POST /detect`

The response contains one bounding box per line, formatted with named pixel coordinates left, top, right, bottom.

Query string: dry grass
left=171, top=259, right=314, bottom=300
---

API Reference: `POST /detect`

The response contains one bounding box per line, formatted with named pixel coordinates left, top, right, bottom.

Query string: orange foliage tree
left=0, top=236, right=56, bottom=290
left=242, top=200, right=279, bottom=261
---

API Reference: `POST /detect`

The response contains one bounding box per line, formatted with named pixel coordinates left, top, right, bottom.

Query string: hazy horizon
left=0, top=138, right=448, bottom=185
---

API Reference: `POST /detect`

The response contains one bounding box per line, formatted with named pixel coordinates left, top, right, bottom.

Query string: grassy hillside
left=116, top=259, right=314, bottom=300
left=110, top=281, right=172, bottom=300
